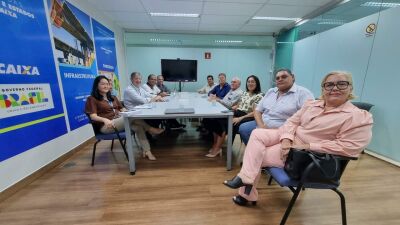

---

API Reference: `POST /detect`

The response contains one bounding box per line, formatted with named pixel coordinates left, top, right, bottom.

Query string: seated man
left=208, top=73, right=231, bottom=99
left=210, top=77, right=243, bottom=109
left=143, top=74, right=167, bottom=97
left=238, top=68, right=314, bottom=145
left=157, top=75, right=170, bottom=94
left=198, top=75, right=217, bottom=94
left=143, top=74, right=185, bottom=130
left=123, top=72, right=163, bottom=110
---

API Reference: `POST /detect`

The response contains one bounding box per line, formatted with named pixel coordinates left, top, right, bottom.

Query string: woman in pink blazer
left=223, top=71, right=373, bottom=206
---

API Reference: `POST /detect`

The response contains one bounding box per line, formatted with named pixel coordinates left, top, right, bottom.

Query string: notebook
left=164, top=108, right=195, bottom=114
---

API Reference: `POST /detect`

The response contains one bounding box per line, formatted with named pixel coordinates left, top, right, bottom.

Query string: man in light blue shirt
left=238, top=69, right=314, bottom=144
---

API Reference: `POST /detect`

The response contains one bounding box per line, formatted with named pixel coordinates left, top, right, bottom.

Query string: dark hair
left=130, top=72, right=140, bottom=80
left=246, top=75, right=261, bottom=94
left=148, top=74, right=156, bottom=81
left=207, top=75, right=214, bottom=80
left=91, top=75, right=113, bottom=101
left=274, top=68, right=294, bottom=77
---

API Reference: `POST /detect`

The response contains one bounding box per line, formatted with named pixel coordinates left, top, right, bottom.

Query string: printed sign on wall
left=48, top=0, right=97, bottom=130
left=92, top=19, right=120, bottom=97
left=0, top=0, right=67, bottom=162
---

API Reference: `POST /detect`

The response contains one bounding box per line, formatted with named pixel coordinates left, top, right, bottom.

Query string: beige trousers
left=100, top=117, right=151, bottom=152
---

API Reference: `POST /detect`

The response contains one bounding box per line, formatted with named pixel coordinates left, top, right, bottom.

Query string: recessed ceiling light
left=214, top=40, right=243, bottom=43
left=361, top=2, right=400, bottom=7
left=252, top=16, right=301, bottom=21
left=149, top=13, right=199, bottom=17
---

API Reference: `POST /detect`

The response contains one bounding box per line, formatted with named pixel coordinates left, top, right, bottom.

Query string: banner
left=92, top=19, right=121, bottom=97
left=48, top=0, right=97, bottom=130
left=0, top=0, right=67, bottom=162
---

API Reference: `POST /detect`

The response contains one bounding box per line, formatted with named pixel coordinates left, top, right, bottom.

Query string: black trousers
left=203, top=110, right=254, bottom=143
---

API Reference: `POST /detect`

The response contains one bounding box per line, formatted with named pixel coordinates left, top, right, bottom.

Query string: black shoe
left=223, top=176, right=253, bottom=195
left=232, top=195, right=257, bottom=206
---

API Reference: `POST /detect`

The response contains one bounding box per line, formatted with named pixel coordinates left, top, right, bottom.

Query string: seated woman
left=85, top=75, right=164, bottom=161
left=205, top=75, right=263, bottom=157
left=223, top=71, right=373, bottom=205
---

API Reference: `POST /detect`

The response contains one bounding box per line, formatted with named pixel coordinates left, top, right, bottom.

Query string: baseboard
left=0, top=137, right=94, bottom=202
left=365, top=149, right=400, bottom=167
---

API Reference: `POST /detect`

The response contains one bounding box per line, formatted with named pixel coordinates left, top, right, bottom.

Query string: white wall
left=0, top=0, right=126, bottom=192
left=292, top=7, right=400, bottom=163
left=125, top=46, right=273, bottom=93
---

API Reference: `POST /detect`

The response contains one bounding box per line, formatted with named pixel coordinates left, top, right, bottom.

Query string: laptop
left=164, top=108, right=195, bottom=114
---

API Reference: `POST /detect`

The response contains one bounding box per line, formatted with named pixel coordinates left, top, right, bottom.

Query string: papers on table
left=133, top=104, right=152, bottom=109
left=120, top=110, right=142, bottom=117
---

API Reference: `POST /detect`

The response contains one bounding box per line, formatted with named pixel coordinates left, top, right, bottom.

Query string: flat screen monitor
left=161, top=59, right=197, bottom=82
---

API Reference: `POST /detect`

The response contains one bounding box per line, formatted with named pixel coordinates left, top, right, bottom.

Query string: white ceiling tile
left=268, top=0, right=333, bottom=6
left=142, top=0, right=203, bottom=14
left=247, top=19, right=294, bottom=27
left=198, top=24, right=241, bottom=32
left=154, top=23, right=199, bottom=31
left=240, top=25, right=280, bottom=33
left=151, top=16, right=200, bottom=24
left=200, top=15, right=250, bottom=25
left=104, top=12, right=151, bottom=22
left=87, top=0, right=146, bottom=12
left=256, top=4, right=317, bottom=18
left=118, top=21, right=155, bottom=30
left=205, top=0, right=268, bottom=3
left=203, top=2, right=263, bottom=16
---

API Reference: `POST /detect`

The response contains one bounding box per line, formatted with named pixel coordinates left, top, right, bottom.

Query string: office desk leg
left=227, top=115, right=233, bottom=171
left=124, top=117, right=136, bottom=175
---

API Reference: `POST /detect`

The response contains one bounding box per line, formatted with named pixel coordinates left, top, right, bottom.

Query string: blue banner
left=48, top=0, right=97, bottom=130
left=92, top=19, right=120, bottom=97
left=0, top=0, right=67, bottom=162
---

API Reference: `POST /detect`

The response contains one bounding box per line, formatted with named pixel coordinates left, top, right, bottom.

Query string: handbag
left=284, top=148, right=339, bottom=183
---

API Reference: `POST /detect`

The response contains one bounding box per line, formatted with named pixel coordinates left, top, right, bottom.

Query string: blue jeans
left=238, top=120, right=257, bottom=145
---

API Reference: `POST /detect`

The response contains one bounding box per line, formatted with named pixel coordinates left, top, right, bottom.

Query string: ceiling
left=85, top=0, right=341, bottom=35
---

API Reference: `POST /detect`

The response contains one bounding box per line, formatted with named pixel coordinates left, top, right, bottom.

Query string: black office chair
left=86, top=114, right=129, bottom=166
left=263, top=152, right=357, bottom=225
left=262, top=101, right=374, bottom=225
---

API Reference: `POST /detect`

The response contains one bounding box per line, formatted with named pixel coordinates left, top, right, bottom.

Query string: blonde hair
left=319, top=71, right=356, bottom=100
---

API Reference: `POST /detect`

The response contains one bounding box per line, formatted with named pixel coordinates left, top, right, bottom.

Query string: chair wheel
left=130, top=171, right=136, bottom=175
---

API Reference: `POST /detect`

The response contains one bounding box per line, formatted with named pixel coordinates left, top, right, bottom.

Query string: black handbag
left=284, top=148, right=339, bottom=182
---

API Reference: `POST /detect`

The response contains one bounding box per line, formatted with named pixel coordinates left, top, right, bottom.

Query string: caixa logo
left=0, top=92, right=48, bottom=108
left=0, top=63, right=40, bottom=75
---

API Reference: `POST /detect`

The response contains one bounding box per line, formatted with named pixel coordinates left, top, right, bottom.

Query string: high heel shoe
left=223, top=176, right=253, bottom=195
left=232, top=195, right=257, bottom=206
left=143, top=151, right=156, bottom=161
left=148, top=127, right=165, bottom=135
left=205, top=148, right=222, bottom=158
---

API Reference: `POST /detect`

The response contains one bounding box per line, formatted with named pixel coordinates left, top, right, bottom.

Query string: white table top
left=122, top=92, right=233, bottom=118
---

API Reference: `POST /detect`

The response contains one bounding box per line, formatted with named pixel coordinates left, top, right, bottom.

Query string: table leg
left=124, top=117, right=136, bottom=175
left=227, top=114, right=233, bottom=170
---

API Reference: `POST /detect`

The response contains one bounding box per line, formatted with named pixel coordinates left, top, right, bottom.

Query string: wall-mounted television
left=161, top=59, right=197, bottom=82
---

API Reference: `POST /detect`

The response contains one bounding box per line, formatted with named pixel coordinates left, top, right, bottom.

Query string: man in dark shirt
left=208, top=73, right=231, bottom=99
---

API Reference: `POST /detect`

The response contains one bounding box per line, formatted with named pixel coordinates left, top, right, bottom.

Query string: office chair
left=263, top=153, right=357, bottom=225
left=86, top=114, right=129, bottom=166
left=262, top=101, right=373, bottom=225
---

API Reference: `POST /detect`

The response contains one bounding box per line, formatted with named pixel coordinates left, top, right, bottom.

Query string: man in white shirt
left=123, top=72, right=163, bottom=110
left=143, top=74, right=167, bottom=97
left=198, top=75, right=217, bottom=94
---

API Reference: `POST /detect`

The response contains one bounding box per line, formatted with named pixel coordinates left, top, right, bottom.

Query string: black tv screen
left=161, top=59, right=197, bottom=82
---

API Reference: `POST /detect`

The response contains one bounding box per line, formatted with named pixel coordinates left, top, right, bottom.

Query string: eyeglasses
left=322, top=81, right=351, bottom=91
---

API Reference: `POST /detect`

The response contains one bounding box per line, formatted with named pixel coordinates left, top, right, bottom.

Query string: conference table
left=122, top=92, right=234, bottom=175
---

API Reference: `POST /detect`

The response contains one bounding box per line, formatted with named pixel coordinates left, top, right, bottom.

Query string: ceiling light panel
left=361, top=2, right=400, bottom=7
